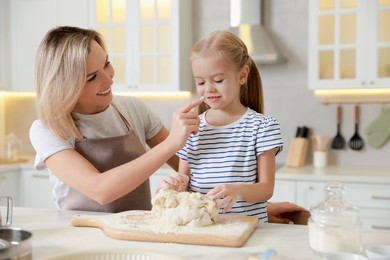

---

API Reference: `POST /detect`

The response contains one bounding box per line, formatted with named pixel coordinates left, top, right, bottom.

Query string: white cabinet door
left=10, top=0, right=90, bottom=91
left=296, top=181, right=325, bottom=210
left=308, top=0, right=390, bottom=90
left=19, top=169, right=56, bottom=209
left=270, top=180, right=296, bottom=204
left=0, top=170, right=19, bottom=205
left=91, top=0, right=193, bottom=92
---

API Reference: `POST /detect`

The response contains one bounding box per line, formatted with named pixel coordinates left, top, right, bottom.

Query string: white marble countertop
left=5, top=207, right=390, bottom=259
left=276, top=165, right=390, bottom=184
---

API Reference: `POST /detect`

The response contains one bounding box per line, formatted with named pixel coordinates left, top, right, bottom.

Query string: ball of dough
left=151, top=189, right=218, bottom=227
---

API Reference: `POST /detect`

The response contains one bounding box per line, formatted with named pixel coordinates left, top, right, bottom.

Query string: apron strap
left=111, top=102, right=133, bottom=132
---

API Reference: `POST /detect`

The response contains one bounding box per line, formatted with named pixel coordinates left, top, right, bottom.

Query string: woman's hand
left=166, top=97, right=204, bottom=151
left=158, top=172, right=189, bottom=193
left=207, top=184, right=238, bottom=213
left=267, top=202, right=310, bottom=224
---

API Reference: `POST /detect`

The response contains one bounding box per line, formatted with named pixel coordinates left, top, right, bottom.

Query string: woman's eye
left=87, top=75, right=97, bottom=82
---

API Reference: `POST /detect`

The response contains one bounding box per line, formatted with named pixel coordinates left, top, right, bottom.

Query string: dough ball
left=151, top=189, right=218, bottom=227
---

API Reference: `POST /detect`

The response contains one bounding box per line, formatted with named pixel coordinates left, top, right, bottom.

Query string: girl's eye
left=104, top=61, right=111, bottom=68
left=215, top=79, right=223, bottom=84
left=196, top=82, right=205, bottom=86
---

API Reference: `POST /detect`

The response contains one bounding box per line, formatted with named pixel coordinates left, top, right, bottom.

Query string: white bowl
left=366, top=245, right=390, bottom=260
left=325, top=253, right=368, bottom=260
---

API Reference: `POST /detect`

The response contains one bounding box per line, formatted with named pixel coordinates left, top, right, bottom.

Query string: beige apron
left=62, top=103, right=152, bottom=212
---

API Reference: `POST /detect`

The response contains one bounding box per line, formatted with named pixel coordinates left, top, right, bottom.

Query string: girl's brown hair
left=190, top=31, right=264, bottom=114
left=35, top=26, right=106, bottom=140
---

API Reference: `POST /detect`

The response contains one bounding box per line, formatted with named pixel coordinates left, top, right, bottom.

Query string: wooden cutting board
left=70, top=210, right=258, bottom=247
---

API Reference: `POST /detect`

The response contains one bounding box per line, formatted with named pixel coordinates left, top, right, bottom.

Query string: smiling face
left=73, top=40, right=114, bottom=114
left=192, top=54, right=249, bottom=113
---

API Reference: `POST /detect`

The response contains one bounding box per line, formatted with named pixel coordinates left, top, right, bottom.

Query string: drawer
left=344, top=183, right=390, bottom=209
left=362, top=218, right=390, bottom=230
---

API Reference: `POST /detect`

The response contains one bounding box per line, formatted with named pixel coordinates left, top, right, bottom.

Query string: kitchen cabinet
left=0, top=170, right=19, bottom=205
left=308, top=0, right=390, bottom=89
left=9, top=0, right=90, bottom=91
left=91, top=0, right=193, bottom=92
left=273, top=164, right=390, bottom=230
left=270, top=180, right=296, bottom=203
left=19, top=168, right=56, bottom=209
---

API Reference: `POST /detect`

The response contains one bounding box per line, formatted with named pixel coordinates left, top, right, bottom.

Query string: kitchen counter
left=276, top=165, right=390, bottom=184
left=7, top=207, right=390, bottom=259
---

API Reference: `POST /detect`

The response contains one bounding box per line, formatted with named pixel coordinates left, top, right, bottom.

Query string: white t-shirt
left=29, top=95, right=163, bottom=208
left=177, top=108, right=283, bottom=223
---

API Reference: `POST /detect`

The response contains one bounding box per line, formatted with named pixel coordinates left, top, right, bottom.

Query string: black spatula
left=331, top=105, right=345, bottom=149
left=349, top=105, right=364, bottom=150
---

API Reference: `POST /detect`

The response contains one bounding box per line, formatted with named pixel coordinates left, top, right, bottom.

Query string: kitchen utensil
left=349, top=105, right=364, bottom=150
left=70, top=210, right=258, bottom=247
left=286, top=126, right=310, bottom=168
left=331, top=105, right=346, bottom=149
left=0, top=196, right=12, bottom=228
left=311, top=135, right=331, bottom=151
left=0, top=228, right=32, bottom=260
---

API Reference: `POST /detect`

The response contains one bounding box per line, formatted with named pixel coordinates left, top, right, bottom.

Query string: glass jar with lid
left=308, top=182, right=362, bottom=256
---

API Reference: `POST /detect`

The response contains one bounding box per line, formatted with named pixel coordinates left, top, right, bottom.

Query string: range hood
left=229, top=0, right=287, bottom=65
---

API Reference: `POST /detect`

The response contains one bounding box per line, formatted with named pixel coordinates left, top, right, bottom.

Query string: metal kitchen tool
left=349, top=105, right=364, bottom=150
left=331, top=105, right=346, bottom=149
left=0, top=228, right=32, bottom=259
left=0, top=196, right=12, bottom=228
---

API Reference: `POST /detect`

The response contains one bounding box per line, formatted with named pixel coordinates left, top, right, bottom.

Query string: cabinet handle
left=32, top=174, right=49, bottom=179
left=371, top=195, right=390, bottom=200
left=371, top=225, right=390, bottom=230
left=0, top=176, right=6, bottom=181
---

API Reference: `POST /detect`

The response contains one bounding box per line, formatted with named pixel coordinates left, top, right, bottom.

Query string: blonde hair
left=35, top=26, right=106, bottom=140
left=190, top=31, right=264, bottom=114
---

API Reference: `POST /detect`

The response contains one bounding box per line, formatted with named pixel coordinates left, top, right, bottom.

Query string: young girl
left=162, top=31, right=283, bottom=222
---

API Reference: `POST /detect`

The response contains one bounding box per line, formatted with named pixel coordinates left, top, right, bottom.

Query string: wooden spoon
left=349, top=105, right=364, bottom=150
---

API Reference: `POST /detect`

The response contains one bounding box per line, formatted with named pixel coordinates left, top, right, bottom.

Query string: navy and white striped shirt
left=177, top=108, right=283, bottom=223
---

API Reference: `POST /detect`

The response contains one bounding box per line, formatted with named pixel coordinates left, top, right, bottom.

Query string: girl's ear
left=239, top=65, right=250, bottom=85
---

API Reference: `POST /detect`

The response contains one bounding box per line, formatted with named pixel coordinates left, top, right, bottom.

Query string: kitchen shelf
left=313, top=89, right=390, bottom=104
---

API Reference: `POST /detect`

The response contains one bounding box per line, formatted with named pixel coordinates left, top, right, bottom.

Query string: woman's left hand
left=207, top=184, right=238, bottom=213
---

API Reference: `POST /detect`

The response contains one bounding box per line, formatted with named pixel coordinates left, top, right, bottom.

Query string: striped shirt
left=177, top=108, right=283, bottom=222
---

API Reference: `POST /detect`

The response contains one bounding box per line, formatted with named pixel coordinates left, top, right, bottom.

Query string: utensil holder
left=286, top=138, right=308, bottom=168
left=313, top=151, right=328, bottom=168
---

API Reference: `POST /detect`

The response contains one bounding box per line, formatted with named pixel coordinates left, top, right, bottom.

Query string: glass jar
left=4, top=133, right=22, bottom=162
left=308, top=182, right=362, bottom=256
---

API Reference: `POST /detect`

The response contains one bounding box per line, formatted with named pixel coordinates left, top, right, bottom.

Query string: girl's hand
left=158, top=172, right=189, bottom=192
left=207, top=184, right=238, bottom=213
left=166, top=97, right=204, bottom=151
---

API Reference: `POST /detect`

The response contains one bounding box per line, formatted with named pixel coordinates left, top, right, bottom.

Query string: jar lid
left=310, top=182, right=360, bottom=227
